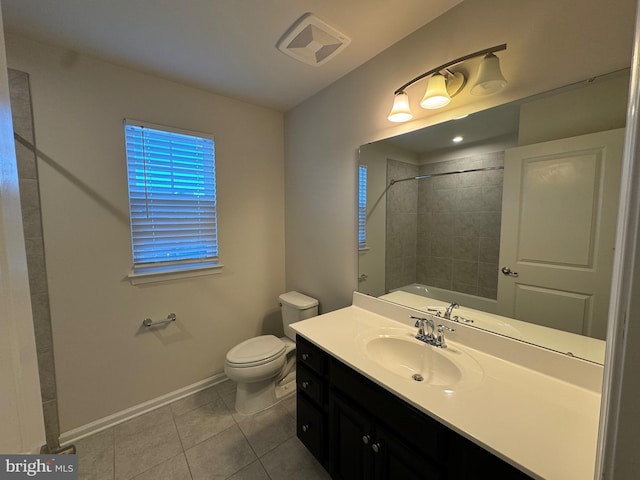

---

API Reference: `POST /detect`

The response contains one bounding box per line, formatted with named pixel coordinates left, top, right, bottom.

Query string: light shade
left=420, top=74, right=451, bottom=109
left=387, top=92, right=413, bottom=122
left=470, top=53, right=507, bottom=96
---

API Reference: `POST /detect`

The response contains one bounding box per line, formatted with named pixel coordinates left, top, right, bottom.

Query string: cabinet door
left=374, top=424, right=445, bottom=480
left=297, top=393, right=326, bottom=464
left=330, top=394, right=374, bottom=480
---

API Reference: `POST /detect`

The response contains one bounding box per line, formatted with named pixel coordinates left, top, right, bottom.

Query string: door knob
left=501, top=266, right=519, bottom=277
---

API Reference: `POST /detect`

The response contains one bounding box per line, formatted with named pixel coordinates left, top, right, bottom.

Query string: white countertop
left=292, top=295, right=602, bottom=480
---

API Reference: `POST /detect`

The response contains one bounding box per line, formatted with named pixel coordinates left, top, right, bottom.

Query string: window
left=358, top=164, right=367, bottom=250
left=124, top=119, right=221, bottom=283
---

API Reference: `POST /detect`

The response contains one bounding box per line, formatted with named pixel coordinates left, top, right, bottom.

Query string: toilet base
left=275, top=372, right=296, bottom=400
left=234, top=372, right=296, bottom=415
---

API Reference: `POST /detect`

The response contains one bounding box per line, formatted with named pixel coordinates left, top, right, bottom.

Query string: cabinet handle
left=302, top=424, right=310, bottom=433
left=301, top=353, right=310, bottom=361
left=362, top=435, right=370, bottom=445
left=372, top=443, right=381, bottom=453
left=301, top=380, right=311, bottom=389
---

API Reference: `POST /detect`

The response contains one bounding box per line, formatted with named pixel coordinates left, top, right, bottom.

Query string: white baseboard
left=59, top=373, right=229, bottom=447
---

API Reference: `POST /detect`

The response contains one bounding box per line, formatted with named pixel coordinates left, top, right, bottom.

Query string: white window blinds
left=124, top=120, right=218, bottom=268
left=358, top=165, right=367, bottom=249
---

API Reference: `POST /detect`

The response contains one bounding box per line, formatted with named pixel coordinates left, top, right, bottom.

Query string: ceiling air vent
left=277, top=13, right=351, bottom=66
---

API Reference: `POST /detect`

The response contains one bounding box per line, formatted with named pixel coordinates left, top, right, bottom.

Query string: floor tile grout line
left=230, top=406, right=287, bottom=480
left=169, top=406, right=195, bottom=480
left=235, top=403, right=298, bottom=478
left=170, top=386, right=222, bottom=420
left=258, top=458, right=275, bottom=480
left=124, top=452, right=190, bottom=480
left=111, top=428, right=116, bottom=480
left=182, top=422, right=238, bottom=455
left=173, top=389, right=238, bottom=455
left=116, top=413, right=184, bottom=480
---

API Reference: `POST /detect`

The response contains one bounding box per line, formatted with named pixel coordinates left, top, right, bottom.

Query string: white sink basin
left=360, top=329, right=483, bottom=389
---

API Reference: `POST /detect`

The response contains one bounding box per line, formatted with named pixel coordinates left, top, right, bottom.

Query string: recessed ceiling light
left=452, top=136, right=464, bottom=143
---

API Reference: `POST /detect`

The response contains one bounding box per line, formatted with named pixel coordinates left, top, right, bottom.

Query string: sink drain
left=412, top=374, right=424, bottom=382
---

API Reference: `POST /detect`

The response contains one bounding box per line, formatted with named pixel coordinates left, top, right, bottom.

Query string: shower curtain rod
left=389, top=165, right=504, bottom=185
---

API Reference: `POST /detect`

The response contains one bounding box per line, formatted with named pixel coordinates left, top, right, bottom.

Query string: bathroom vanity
left=292, top=293, right=603, bottom=480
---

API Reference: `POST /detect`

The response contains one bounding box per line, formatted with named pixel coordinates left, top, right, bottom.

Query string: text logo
left=0, top=456, right=77, bottom=479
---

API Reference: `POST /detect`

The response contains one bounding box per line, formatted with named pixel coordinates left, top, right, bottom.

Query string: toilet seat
left=226, top=335, right=286, bottom=367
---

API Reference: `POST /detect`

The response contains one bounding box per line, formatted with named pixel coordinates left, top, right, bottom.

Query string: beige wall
left=5, top=34, right=286, bottom=432
left=284, top=0, right=636, bottom=313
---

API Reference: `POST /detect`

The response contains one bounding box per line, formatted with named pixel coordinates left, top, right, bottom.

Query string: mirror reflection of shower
left=357, top=70, right=630, bottom=363
left=385, top=159, right=506, bottom=300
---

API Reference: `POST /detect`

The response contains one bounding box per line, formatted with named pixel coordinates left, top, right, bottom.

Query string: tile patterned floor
left=74, top=381, right=330, bottom=480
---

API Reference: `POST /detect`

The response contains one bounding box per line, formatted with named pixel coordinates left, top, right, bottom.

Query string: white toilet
left=224, top=291, right=318, bottom=415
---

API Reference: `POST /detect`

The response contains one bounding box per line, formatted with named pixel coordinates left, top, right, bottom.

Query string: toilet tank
left=279, top=291, right=318, bottom=340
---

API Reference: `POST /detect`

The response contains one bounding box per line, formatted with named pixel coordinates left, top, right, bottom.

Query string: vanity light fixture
left=470, top=53, right=508, bottom=95
left=420, top=73, right=453, bottom=109
left=387, top=44, right=507, bottom=122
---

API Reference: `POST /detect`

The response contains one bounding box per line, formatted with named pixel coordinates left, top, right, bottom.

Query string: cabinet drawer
left=297, top=363, right=325, bottom=406
left=297, top=393, right=326, bottom=464
left=296, top=335, right=327, bottom=375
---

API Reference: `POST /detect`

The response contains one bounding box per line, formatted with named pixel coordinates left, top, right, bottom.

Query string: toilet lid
left=226, top=335, right=286, bottom=365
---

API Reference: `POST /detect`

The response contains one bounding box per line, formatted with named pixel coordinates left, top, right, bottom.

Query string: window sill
left=127, top=261, right=224, bottom=285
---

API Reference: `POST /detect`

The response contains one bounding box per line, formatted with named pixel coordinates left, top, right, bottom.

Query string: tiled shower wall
left=386, top=152, right=504, bottom=299
left=9, top=69, right=60, bottom=450
left=385, top=159, right=418, bottom=291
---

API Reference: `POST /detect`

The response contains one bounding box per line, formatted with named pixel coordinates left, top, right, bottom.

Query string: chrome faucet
left=444, top=302, right=459, bottom=320
left=411, top=315, right=434, bottom=343
left=410, top=316, right=454, bottom=348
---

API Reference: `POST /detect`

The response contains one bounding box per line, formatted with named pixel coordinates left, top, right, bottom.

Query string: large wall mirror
left=358, top=69, right=630, bottom=364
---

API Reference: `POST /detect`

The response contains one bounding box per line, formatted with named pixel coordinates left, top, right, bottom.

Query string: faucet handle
left=436, top=324, right=455, bottom=348
left=410, top=315, right=426, bottom=327
left=410, top=315, right=432, bottom=340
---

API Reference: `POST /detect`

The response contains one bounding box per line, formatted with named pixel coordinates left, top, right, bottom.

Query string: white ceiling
left=1, top=0, right=462, bottom=111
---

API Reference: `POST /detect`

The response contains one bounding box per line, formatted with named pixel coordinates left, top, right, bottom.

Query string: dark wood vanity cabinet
left=296, top=335, right=329, bottom=468
left=329, top=357, right=446, bottom=480
left=331, top=393, right=445, bottom=480
left=296, top=335, right=532, bottom=480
